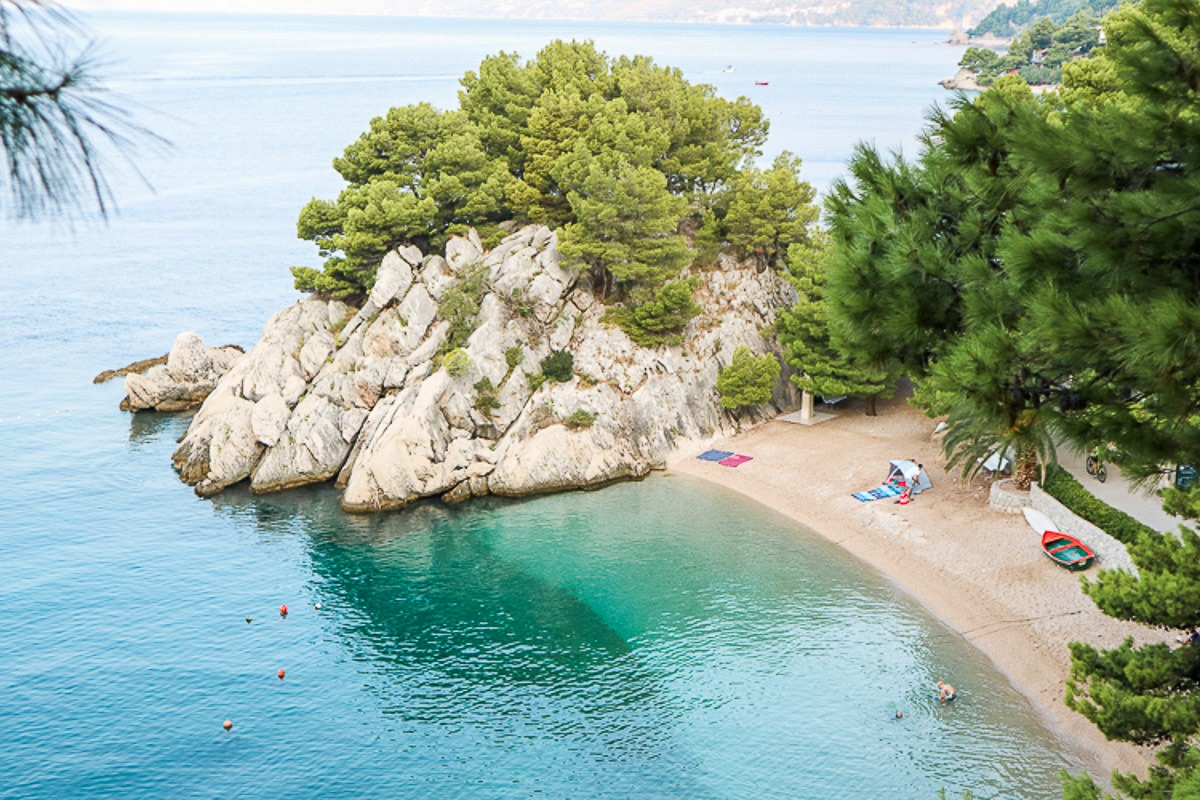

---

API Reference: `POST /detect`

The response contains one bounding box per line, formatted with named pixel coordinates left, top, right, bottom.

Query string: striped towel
left=852, top=484, right=903, bottom=502
left=719, top=454, right=753, bottom=467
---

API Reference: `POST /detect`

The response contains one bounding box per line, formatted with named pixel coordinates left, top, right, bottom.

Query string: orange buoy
left=223, top=719, right=233, bottom=731
left=279, top=604, right=288, bottom=617
left=277, top=668, right=286, bottom=679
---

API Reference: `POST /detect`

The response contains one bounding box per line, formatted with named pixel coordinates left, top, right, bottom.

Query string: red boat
left=1041, top=529, right=1095, bottom=571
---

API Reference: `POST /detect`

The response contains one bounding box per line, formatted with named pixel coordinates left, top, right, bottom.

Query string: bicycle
left=1085, top=452, right=1108, bottom=483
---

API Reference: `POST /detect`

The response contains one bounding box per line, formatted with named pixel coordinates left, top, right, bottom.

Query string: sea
left=1, top=12, right=1074, bottom=799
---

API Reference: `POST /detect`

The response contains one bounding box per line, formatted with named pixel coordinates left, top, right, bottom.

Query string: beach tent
left=886, top=459, right=933, bottom=494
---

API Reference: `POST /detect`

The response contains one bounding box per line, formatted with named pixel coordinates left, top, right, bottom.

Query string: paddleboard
left=1023, top=507, right=1057, bottom=535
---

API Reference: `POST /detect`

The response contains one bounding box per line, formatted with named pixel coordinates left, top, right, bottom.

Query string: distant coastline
left=65, top=0, right=997, bottom=30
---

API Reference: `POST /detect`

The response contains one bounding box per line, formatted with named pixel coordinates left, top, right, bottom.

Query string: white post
left=801, top=390, right=814, bottom=421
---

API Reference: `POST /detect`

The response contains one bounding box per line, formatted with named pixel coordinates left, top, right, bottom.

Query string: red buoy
left=277, top=668, right=286, bottom=680
left=223, top=719, right=233, bottom=731
left=279, top=604, right=288, bottom=617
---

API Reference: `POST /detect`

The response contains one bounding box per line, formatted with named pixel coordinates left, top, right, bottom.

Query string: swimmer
left=895, top=710, right=904, bottom=719
left=937, top=676, right=957, bottom=702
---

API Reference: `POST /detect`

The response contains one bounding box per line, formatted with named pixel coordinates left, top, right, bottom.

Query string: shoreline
left=668, top=394, right=1166, bottom=781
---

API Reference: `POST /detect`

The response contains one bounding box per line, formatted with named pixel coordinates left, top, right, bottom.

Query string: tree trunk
left=1013, top=446, right=1039, bottom=491
left=866, top=394, right=878, bottom=416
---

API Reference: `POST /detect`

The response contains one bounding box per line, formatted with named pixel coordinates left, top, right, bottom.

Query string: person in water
left=937, top=677, right=957, bottom=702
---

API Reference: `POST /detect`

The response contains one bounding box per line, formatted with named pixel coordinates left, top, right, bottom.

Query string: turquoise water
left=1, top=12, right=1077, bottom=798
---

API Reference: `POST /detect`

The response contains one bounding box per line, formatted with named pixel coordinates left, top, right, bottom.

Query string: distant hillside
left=969, top=0, right=1122, bottom=36
left=70, top=0, right=1009, bottom=28
left=472, top=0, right=1008, bottom=28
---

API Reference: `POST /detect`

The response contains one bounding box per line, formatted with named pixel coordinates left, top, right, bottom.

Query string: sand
left=668, top=393, right=1168, bottom=781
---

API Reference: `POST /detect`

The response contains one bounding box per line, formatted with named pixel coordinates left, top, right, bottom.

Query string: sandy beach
left=669, top=393, right=1169, bottom=780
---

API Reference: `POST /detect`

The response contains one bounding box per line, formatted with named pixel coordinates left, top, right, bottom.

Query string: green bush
left=604, top=278, right=702, bottom=347
left=504, top=345, right=524, bottom=371
left=717, top=346, right=780, bottom=409
left=1041, top=465, right=1158, bottom=545
left=565, top=409, right=596, bottom=429
left=527, top=372, right=548, bottom=392
left=473, top=377, right=501, bottom=414
left=541, top=350, right=574, bottom=383
left=438, top=262, right=489, bottom=357
left=443, top=348, right=471, bottom=377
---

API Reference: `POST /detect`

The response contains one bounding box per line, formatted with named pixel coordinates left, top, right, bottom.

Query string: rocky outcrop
left=120, top=332, right=244, bottom=412
left=171, top=225, right=798, bottom=510
left=939, top=67, right=985, bottom=91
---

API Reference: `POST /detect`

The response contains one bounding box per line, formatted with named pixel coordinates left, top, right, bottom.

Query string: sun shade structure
left=886, top=460, right=932, bottom=494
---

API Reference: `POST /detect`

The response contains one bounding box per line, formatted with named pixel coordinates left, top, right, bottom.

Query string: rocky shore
left=142, top=225, right=797, bottom=511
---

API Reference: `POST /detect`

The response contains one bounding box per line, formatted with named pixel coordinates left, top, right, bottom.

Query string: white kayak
left=1023, top=507, right=1058, bottom=535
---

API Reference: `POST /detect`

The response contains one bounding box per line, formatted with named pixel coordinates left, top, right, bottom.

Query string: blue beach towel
left=697, top=449, right=734, bottom=462
left=852, top=484, right=903, bottom=502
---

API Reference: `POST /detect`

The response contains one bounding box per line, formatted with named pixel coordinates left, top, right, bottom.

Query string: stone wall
left=987, top=477, right=1136, bottom=573
left=987, top=478, right=1030, bottom=514
left=1030, top=482, right=1136, bottom=574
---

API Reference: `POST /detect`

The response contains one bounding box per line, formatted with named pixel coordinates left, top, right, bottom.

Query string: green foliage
left=959, top=46, right=1003, bottom=73
left=504, top=345, right=524, bottom=371
left=1159, top=486, right=1200, bottom=521
left=290, top=40, right=812, bottom=309
left=438, top=261, right=489, bottom=356
left=720, top=152, right=819, bottom=269
left=831, top=4, right=1200, bottom=793
left=1041, top=466, right=1157, bottom=546
left=970, top=0, right=1119, bottom=38
left=604, top=278, right=703, bottom=347
left=558, top=156, right=690, bottom=296
left=0, top=2, right=160, bottom=220
left=777, top=236, right=897, bottom=415
left=825, top=31, right=1200, bottom=487
left=564, top=409, right=596, bottom=429
left=963, top=10, right=1103, bottom=86
left=473, top=377, right=501, bottom=415
left=540, top=350, right=574, bottom=383
left=527, top=372, right=548, bottom=392
left=717, top=346, right=780, bottom=410
left=442, top=348, right=471, bottom=377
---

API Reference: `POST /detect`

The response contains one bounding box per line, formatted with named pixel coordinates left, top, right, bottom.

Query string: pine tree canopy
left=1, top=0, right=152, bottom=218
left=825, top=0, right=1200, bottom=495
left=822, top=1, right=1200, bottom=792
left=290, top=38, right=817, bottom=342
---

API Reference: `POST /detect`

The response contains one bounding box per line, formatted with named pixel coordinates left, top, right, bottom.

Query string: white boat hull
left=1023, top=507, right=1057, bottom=535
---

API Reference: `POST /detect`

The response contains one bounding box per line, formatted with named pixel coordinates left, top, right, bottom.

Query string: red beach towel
left=718, top=454, right=753, bottom=467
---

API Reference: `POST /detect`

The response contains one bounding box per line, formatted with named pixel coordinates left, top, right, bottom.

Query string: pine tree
left=1, top=0, right=151, bottom=218
left=776, top=237, right=896, bottom=415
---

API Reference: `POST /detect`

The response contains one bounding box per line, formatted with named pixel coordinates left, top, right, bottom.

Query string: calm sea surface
left=2, top=13, right=1073, bottom=798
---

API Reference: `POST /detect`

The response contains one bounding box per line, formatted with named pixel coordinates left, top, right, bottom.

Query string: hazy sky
left=66, top=0, right=410, bottom=14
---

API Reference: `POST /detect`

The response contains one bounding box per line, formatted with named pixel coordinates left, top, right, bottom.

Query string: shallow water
left=1, top=13, right=1076, bottom=798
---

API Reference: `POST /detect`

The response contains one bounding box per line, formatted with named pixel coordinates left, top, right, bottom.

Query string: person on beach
left=937, top=677, right=956, bottom=702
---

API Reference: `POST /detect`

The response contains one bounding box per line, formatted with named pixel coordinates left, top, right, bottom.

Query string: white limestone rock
left=250, top=392, right=290, bottom=447
left=169, top=223, right=796, bottom=509
left=123, top=331, right=243, bottom=412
